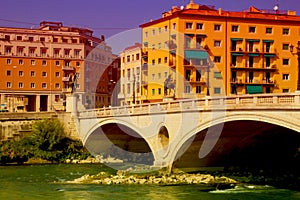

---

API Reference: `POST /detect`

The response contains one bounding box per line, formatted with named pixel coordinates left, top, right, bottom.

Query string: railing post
left=253, top=96, right=258, bottom=104
left=235, top=96, right=240, bottom=105
left=148, top=104, right=151, bottom=113
left=131, top=105, right=134, bottom=114
left=295, top=93, right=300, bottom=104
left=192, top=100, right=195, bottom=108
left=273, top=96, right=278, bottom=104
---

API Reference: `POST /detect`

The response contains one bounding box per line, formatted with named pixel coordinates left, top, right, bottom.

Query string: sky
left=1, top=0, right=298, bottom=53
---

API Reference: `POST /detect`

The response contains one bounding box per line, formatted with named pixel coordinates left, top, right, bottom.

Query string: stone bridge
left=73, top=93, right=300, bottom=170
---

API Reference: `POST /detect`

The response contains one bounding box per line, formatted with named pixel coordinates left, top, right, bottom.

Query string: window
left=283, top=44, right=289, bottom=50
left=18, top=82, right=23, bottom=88
left=214, top=72, right=222, bottom=79
left=232, top=25, right=238, bottom=32
left=5, top=46, right=12, bottom=54
left=164, top=57, right=168, bottom=64
left=196, top=86, right=201, bottom=94
left=214, top=87, right=221, bottom=94
left=214, top=56, right=221, bottom=63
left=55, top=83, right=60, bottom=89
left=282, top=74, right=289, bottom=80
left=158, top=58, right=161, bottom=64
left=249, top=26, right=256, bottom=33
left=136, top=53, right=140, bottom=60
left=283, top=89, right=289, bottom=93
left=164, top=71, right=168, bottom=78
left=28, top=37, right=34, bottom=42
left=55, top=95, right=60, bottom=102
left=30, top=71, right=35, bottom=77
left=152, top=89, right=155, bottom=96
left=164, top=25, right=168, bottom=32
left=19, top=59, right=23, bottom=65
left=158, top=43, right=161, bottom=49
left=6, top=70, right=11, bottom=76
left=283, top=59, right=289, bottom=65
left=158, top=88, right=161, bottom=95
left=55, top=72, right=60, bottom=77
left=30, top=60, right=35, bottom=65
left=283, top=28, right=290, bottom=35
left=152, top=44, right=155, bottom=50
left=42, top=83, right=47, bottom=89
left=185, top=85, right=191, bottom=93
left=6, top=59, right=11, bottom=65
left=30, top=83, right=35, bottom=88
left=196, top=23, right=203, bottom=30
left=152, top=29, right=155, bottom=36
left=214, top=40, right=221, bottom=47
left=74, top=49, right=80, bottom=58
left=145, top=32, right=148, bottom=38
left=40, top=37, right=45, bottom=42
left=6, top=82, right=11, bottom=88
left=186, top=22, right=193, bottom=29
left=158, top=28, right=161, bottom=34
left=172, top=23, right=176, bottom=30
left=152, top=59, right=155, bottom=65
left=53, top=38, right=58, bottom=42
left=266, top=27, right=272, bottom=34
left=158, top=73, right=161, bottom=80
left=214, top=24, right=221, bottom=31
left=29, top=48, right=35, bottom=56
left=17, top=36, right=22, bottom=40
left=42, top=72, right=47, bottom=77
left=152, top=74, right=155, bottom=80
left=42, top=60, right=47, bottom=66
left=19, top=71, right=24, bottom=77
left=76, top=62, right=80, bottom=67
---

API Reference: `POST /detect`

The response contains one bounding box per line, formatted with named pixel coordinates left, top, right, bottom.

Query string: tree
left=31, top=118, right=66, bottom=162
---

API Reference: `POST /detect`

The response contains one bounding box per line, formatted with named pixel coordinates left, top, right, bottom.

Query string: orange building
left=140, top=1, right=300, bottom=102
left=0, top=21, right=114, bottom=112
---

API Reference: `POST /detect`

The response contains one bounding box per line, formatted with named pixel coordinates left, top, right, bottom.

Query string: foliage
left=0, top=118, right=91, bottom=164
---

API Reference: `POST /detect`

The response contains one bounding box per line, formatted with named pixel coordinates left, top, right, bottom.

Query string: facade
left=119, top=43, right=143, bottom=105
left=0, top=21, right=114, bottom=112
left=140, top=0, right=300, bottom=102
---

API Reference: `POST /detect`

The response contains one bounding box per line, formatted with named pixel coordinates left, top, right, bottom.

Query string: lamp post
left=289, top=41, right=300, bottom=91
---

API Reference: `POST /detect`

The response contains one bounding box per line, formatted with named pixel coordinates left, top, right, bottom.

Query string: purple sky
left=1, top=0, right=298, bottom=53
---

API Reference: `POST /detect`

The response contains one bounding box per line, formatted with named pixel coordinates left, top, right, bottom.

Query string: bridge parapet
left=78, top=93, right=300, bottom=119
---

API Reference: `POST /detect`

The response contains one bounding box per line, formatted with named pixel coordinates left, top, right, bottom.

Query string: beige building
left=119, top=43, right=143, bottom=105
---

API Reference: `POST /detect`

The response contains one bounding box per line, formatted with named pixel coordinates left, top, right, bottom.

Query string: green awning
left=246, top=39, right=260, bottom=42
left=184, top=50, right=208, bottom=59
left=246, top=85, right=262, bottom=94
left=263, top=39, right=274, bottom=43
left=264, top=54, right=275, bottom=57
left=231, top=38, right=243, bottom=41
left=232, top=52, right=244, bottom=56
left=248, top=53, right=259, bottom=57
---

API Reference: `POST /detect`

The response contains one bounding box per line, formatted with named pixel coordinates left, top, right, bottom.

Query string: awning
left=246, top=85, right=262, bottom=94
left=231, top=38, right=243, bottom=41
left=263, top=39, right=274, bottom=43
left=184, top=50, right=208, bottom=59
left=248, top=53, right=259, bottom=57
left=185, top=33, right=194, bottom=37
left=232, top=52, right=244, bottom=56
left=264, top=54, right=275, bottom=57
left=246, top=39, right=260, bottom=42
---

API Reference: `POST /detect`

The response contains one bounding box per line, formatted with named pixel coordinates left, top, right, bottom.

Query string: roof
left=140, top=4, right=300, bottom=28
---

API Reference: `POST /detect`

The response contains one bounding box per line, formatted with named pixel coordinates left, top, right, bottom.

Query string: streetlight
left=289, top=41, right=300, bottom=91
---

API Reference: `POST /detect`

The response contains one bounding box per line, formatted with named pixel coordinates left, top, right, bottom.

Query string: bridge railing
left=78, top=93, right=300, bottom=119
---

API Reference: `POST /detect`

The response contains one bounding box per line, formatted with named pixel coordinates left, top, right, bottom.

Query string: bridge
left=72, top=93, right=300, bottom=170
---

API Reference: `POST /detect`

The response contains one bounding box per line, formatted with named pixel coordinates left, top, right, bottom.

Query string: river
left=0, top=164, right=299, bottom=200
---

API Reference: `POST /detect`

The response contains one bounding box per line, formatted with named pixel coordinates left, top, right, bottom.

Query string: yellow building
left=140, top=0, right=300, bottom=102
left=119, top=43, right=142, bottom=105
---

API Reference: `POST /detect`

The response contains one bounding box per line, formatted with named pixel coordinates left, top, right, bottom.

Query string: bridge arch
left=169, top=112, right=300, bottom=168
left=83, top=118, right=156, bottom=164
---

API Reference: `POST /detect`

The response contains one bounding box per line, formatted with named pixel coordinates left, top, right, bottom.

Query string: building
left=0, top=21, right=114, bottom=112
left=140, top=0, right=300, bottom=102
left=119, top=43, right=143, bottom=105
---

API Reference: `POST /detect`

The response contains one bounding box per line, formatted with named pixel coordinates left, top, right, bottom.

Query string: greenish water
left=0, top=164, right=299, bottom=200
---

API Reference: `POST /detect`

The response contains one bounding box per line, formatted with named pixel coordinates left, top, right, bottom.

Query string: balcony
left=230, top=64, right=277, bottom=71
left=62, top=66, right=75, bottom=71
left=62, top=77, right=71, bottom=82
left=231, top=78, right=276, bottom=86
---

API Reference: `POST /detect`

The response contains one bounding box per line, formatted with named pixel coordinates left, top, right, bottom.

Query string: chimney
left=100, top=35, right=105, bottom=41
